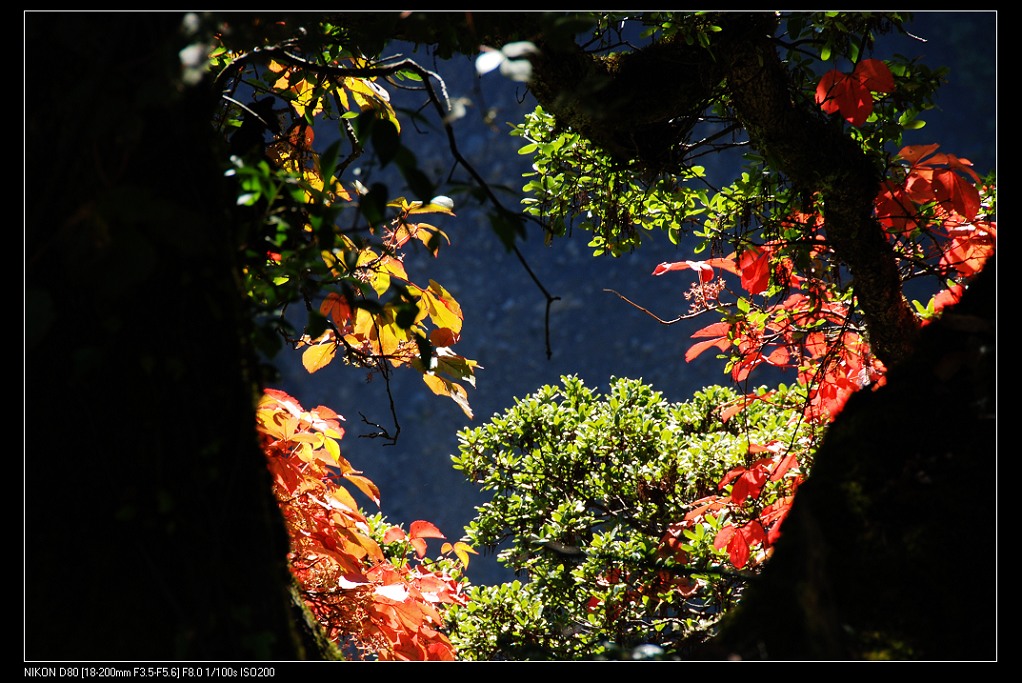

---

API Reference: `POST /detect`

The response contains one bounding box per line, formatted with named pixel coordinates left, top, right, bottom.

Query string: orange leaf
left=327, top=485, right=360, bottom=514
left=320, top=291, right=353, bottom=328
left=408, top=538, right=427, bottom=558
left=344, top=473, right=381, bottom=507
left=426, top=641, right=457, bottom=661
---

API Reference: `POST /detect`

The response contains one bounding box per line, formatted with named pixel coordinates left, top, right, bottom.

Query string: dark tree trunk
left=25, top=13, right=303, bottom=660
left=707, top=257, right=996, bottom=660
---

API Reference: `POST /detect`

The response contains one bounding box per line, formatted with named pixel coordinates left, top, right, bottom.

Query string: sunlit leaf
left=375, top=583, right=409, bottom=603
left=301, top=340, right=337, bottom=373
left=410, top=520, right=445, bottom=540
left=345, top=473, right=381, bottom=507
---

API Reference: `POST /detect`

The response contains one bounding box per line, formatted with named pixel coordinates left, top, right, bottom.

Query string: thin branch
left=603, top=288, right=703, bottom=325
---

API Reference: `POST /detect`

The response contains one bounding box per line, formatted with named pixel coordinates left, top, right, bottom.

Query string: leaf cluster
left=209, top=23, right=482, bottom=425
left=256, top=388, right=474, bottom=660
left=447, top=376, right=810, bottom=659
left=513, top=107, right=709, bottom=256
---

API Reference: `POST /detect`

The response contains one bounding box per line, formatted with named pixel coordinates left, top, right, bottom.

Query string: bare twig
left=603, top=288, right=702, bottom=325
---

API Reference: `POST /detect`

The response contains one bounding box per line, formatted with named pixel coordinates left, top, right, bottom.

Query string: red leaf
left=653, top=259, right=712, bottom=281
left=932, top=168, right=981, bottom=221
left=739, top=247, right=771, bottom=295
left=727, top=530, right=750, bottom=569
left=730, top=465, right=769, bottom=505
left=815, top=70, right=848, bottom=116
left=764, top=345, right=790, bottom=367
left=287, top=122, right=315, bottom=150
left=685, top=337, right=730, bottom=364
left=718, top=464, right=748, bottom=490
left=853, top=58, right=894, bottom=93
left=409, top=520, right=445, bottom=540
left=769, top=452, right=800, bottom=482
left=683, top=495, right=726, bottom=522
left=653, top=257, right=739, bottom=281
left=816, top=61, right=892, bottom=127
left=713, top=524, right=736, bottom=551
left=720, top=402, right=746, bottom=423
left=927, top=284, right=964, bottom=318
left=685, top=321, right=731, bottom=363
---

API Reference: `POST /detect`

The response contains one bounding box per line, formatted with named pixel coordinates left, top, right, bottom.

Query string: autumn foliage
left=256, top=388, right=474, bottom=660
left=649, top=60, right=996, bottom=571
left=212, top=13, right=994, bottom=658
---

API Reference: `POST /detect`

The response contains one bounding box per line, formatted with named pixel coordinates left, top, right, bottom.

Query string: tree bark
left=707, top=256, right=996, bottom=660
left=501, top=12, right=921, bottom=368
left=25, top=13, right=303, bottom=660
left=713, top=13, right=920, bottom=367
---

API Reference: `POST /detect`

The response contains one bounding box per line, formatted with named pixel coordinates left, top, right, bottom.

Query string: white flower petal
left=430, top=195, right=455, bottom=211
left=500, top=58, right=533, bottom=82
left=500, top=41, right=539, bottom=59
left=475, top=50, right=506, bottom=75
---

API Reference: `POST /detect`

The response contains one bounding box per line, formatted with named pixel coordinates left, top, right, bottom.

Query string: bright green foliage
left=513, top=107, right=709, bottom=255
left=447, top=376, right=812, bottom=659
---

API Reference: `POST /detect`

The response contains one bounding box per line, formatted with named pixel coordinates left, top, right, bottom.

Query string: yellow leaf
left=329, top=484, right=360, bottom=514
left=381, top=255, right=409, bottom=283
left=392, top=221, right=450, bottom=256
left=409, top=280, right=462, bottom=336
left=288, top=75, right=325, bottom=119
left=386, top=196, right=456, bottom=217
left=302, top=341, right=336, bottom=373
left=422, top=373, right=473, bottom=419
left=292, top=441, right=315, bottom=463
left=352, top=529, right=385, bottom=563
left=453, top=541, right=478, bottom=567
left=322, top=435, right=341, bottom=463
left=355, top=249, right=402, bottom=297
left=343, top=77, right=399, bottom=132
left=433, top=348, right=479, bottom=387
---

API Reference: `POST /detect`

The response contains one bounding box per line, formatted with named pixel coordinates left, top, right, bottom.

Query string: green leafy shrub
left=446, top=375, right=811, bottom=660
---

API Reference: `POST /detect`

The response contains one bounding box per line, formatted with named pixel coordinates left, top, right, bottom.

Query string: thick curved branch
left=523, top=24, right=720, bottom=170
left=713, top=13, right=919, bottom=367
left=515, top=13, right=920, bottom=367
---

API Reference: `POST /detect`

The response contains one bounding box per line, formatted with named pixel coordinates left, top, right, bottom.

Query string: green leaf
left=318, top=139, right=343, bottom=186
left=489, top=210, right=526, bottom=251
left=305, top=310, right=329, bottom=339
left=371, top=118, right=401, bottom=166
left=359, top=182, right=389, bottom=225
